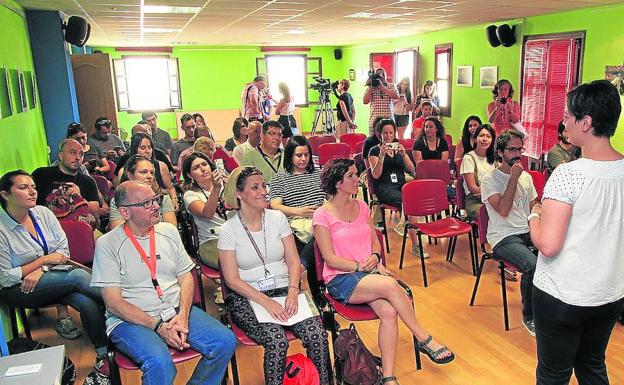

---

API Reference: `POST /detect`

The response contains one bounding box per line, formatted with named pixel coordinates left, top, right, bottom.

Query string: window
left=113, top=56, right=181, bottom=111
left=520, top=34, right=582, bottom=158
left=434, top=44, right=452, bottom=116
left=265, top=55, right=307, bottom=105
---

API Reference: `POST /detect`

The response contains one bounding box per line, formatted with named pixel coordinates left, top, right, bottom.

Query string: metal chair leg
left=500, top=260, right=510, bottom=331
left=469, top=254, right=488, bottom=306
left=399, top=220, right=410, bottom=269
left=380, top=208, right=390, bottom=253
left=417, top=233, right=428, bottom=287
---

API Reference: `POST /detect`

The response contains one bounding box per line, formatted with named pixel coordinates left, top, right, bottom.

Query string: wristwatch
left=528, top=212, right=541, bottom=221
left=41, top=265, right=50, bottom=272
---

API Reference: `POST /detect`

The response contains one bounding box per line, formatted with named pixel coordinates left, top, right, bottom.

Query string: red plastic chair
left=317, top=142, right=350, bottom=167
left=366, top=169, right=400, bottom=253
left=105, top=160, right=117, bottom=182
left=415, top=159, right=451, bottom=185
left=313, top=229, right=421, bottom=370
left=448, top=145, right=456, bottom=167
left=308, top=135, right=336, bottom=156
left=527, top=170, right=545, bottom=201
left=469, top=206, right=521, bottom=331
left=92, top=174, right=114, bottom=200
left=398, top=180, right=475, bottom=287
left=398, top=138, right=416, bottom=164
left=60, top=220, right=95, bottom=266
left=339, top=133, right=367, bottom=155
left=355, top=140, right=365, bottom=157
left=213, top=147, right=239, bottom=173
left=444, top=134, right=453, bottom=147
left=107, top=268, right=208, bottom=385
left=542, top=168, right=550, bottom=183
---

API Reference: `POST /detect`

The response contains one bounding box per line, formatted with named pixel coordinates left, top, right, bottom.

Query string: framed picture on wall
left=480, top=66, right=498, bottom=89
left=457, top=66, right=472, bottom=87
left=0, top=66, right=14, bottom=118
left=18, top=71, right=28, bottom=112
left=349, top=69, right=356, bottom=81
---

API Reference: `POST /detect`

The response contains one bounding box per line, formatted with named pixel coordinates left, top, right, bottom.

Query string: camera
left=387, top=142, right=399, bottom=150
left=500, top=97, right=507, bottom=104
left=310, top=76, right=338, bottom=93
left=368, top=70, right=383, bottom=87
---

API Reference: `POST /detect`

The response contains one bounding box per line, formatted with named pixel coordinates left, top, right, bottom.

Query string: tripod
left=311, top=88, right=336, bottom=135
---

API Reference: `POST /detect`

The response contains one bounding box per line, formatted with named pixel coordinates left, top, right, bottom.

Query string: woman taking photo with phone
left=487, top=79, right=521, bottom=134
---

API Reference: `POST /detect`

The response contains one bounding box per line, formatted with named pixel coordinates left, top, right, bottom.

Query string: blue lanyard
left=28, top=211, right=48, bottom=255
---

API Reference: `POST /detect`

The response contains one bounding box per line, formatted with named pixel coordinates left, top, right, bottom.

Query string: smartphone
left=113, top=146, right=122, bottom=151
left=214, top=158, right=225, bottom=171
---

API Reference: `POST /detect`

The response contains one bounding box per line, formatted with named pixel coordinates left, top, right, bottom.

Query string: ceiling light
left=347, top=12, right=410, bottom=19
left=143, top=28, right=181, bottom=33
left=142, top=6, right=200, bottom=14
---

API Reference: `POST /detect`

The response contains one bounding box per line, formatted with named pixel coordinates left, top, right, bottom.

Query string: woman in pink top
left=313, top=159, right=454, bottom=385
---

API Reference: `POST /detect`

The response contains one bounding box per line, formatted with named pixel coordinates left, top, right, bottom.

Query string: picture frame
left=456, top=66, right=473, bottom=87
left=18, top=71, right=28, bottom=112
left=480, top=66, right=498, bottom=89
left=0, top=66, right=14, bottom=118
left=349, top=69, right=356, bottom=81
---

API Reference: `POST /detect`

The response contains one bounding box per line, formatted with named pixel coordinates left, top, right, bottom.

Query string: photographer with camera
left=487, top=79, right=521, bottom=134
left=363, top=68, right=399, bottom=134
left=414, top=80, right=440, bottom=118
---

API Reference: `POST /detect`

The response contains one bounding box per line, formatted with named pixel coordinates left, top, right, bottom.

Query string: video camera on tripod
left=309, top=76, right=339, bottom=135
left=310, top=77, right=339, bottom=97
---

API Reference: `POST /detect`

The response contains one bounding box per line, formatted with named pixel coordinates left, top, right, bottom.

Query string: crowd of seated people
left=4, top=78, right=623, bottom=385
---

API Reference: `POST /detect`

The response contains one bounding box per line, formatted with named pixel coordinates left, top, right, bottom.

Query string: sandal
left=382, top=376, right=400, bottom=384
left=417, top=336, right=455, bottom=364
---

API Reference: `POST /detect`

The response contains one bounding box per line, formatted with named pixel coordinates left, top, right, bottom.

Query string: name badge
left=390, top=173, right=398, bottom=183
left=160, top=306, right=177, bottom=322
left=257, top=274, right=276, bottom=292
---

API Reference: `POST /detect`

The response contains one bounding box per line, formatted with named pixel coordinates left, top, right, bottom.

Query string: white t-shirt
left=534, top=158, right=624, bottom=306
left=217, top=209, right=292, bottom=291
left=91, top=222, right=195, bottom=334
left=481, top=168, right=537, bottom=247
left=460, top=151, right=496, bottom=194
left=183, top=189, right=225, bottom=244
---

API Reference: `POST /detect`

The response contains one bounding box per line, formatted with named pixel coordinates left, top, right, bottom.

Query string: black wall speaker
left=496, top=24, right=516, bottom=47
left=63, top=16, right=91, bottom=47
left=334, top=48, right=343, bottom=60
left=486, top=25, right=501, bottom=47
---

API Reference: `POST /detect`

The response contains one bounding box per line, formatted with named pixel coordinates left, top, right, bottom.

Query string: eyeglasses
left=265, top=131, right=283, bottom=138
left=120, top=195, right=163, bottom=209
left=504, top=147, right=524, bottom=154
left=96, top=119, right=111, bottom=127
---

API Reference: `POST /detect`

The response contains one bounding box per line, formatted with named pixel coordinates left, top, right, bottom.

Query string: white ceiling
left=15, top=0, right=620, bottom=47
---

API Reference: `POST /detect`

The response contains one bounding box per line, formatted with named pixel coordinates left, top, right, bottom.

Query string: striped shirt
left=269, top=169, right=325, bottom=211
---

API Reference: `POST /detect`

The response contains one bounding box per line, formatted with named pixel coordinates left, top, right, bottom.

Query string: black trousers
left=534, top=286, right=624, bottom=385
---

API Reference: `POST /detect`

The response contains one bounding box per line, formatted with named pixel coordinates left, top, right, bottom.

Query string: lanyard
left=258, top=147, right=281, bottom=174
left=238, top=211, right=270, bottom=277
left=28, top=211, right=48, bottom=255
left=123, top=224, right=163, bottom=299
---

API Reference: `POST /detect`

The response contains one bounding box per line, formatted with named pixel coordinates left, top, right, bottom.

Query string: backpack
left=45, top=183, right=97, bottom=229
left=8, top=337, right=76, bottom=385
left=333, top=324, right=382, bottom=385
left=282, top=353, right=320, bottom=385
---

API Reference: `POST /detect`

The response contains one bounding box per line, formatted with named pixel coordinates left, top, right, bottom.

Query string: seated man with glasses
left=480, top=129, right=539, bottom=337
left=241, top=120, right=285, bottom=183
left=91, top=181, right=236, bottom=385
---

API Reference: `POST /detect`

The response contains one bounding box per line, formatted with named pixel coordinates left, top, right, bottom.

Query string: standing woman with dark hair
left=529, top=80, right=624, bottom=385
left=487, top=79, right=521, bottom=134
left=0, top=170, right=109, bottom=374
left=455, top=115, right=483, bottom=160
left=193, top=113, right=216, bottom=142
left=275, top=82, right=297, bottom=138
left=413, top=80, right=440, bottom=117
left=218, top=167, right=330, bottom=385
left=336, top=79, right=357, bottom=138
left=270, top=135, right=325, bottom=270
left=224, top=117, right=249, bottom=153
left=412, top=117, right=449, bottom=162
left=394, top=77, right=413, bottom=139
left=183, top=152, right=228, bottom=269
left=459, top=124, right=497, bottom=219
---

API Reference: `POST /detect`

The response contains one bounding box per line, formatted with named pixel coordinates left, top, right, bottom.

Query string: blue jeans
left=110, top=306, right=236, bottom=385
left=492, top=232, right=537, bottom=321
left=0, top=268, right=107, bottom=353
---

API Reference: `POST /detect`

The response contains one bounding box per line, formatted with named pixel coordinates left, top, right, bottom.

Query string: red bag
left=283, top=353, right=319, bottom=385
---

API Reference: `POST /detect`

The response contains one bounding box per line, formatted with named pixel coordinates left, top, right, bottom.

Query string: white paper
left=5, top=363, right=42, bottom=376
left=250, top=293, right=315, bottom=326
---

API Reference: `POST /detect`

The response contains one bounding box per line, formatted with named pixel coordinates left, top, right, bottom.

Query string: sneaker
left=55, top=317, right=82, bottom=339
left=411, top=246, right=430, bottom=259
left=393, top=222, right=406, bottom=236
left=95, top=357, right=110, bottom=377
left=523, top=319, right=536, bottom=337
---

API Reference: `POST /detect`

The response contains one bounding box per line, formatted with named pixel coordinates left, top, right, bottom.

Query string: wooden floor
left=23, top=213, right=624, bottom=385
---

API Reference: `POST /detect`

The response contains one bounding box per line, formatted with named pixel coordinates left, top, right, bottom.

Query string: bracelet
left=355, top=262, right=360, bottom=272
left=528, top=212, right=541, bottom=221
left=153, top=318, right=164, bottom=332
left=372, top=252, right=381, bottom=263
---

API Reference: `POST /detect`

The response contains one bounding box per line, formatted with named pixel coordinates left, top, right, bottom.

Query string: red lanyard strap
left=123, top=224, right=163, bottom=298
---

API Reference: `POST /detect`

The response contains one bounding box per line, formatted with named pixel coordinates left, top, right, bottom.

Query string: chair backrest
left=92, top=174, right=110, bottom=198
left=542, top=168, right=550, bottom=183
left=444, top=134, right=453, bottom=146
left=415, top=159, right=451, bottom=185
left=399, top=138, right=416, bottom=165
left=448, top=145, right=456, bottom=166
left=455, top=175, right=466, bottom=211
left=105, top=160, right=117, bottom=182
left=477, top=205, right=489, bottom=245
left=527, top=170, right=545, bottom=201
left=455, top=158, right=463, bottom=175
left=318, top=142, right=350, bottom=166
left=309, top=135, right=336, bottom=156
left=213, top=147, right=239, bottom=173
left=365, top=168, right=378, bottom=197
left=401, top=179, right=449, bottom=217
left=355, top=140, right=365, bottom=156
left=60, top=220, right=95, bottom=266
left=340, top=133, right=367, bottom=154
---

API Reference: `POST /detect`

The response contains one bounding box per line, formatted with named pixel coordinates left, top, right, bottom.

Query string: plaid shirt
left=369, top=83, right=398, bottom=120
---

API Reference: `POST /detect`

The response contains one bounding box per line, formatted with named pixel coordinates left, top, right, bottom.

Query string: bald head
left=247, top=121, right=262, bottom=147
left=58, top=139, right=84, bottom=174
left=115, top=181, right=150, bottom=207
left=132, top=123, right=152, bottom=136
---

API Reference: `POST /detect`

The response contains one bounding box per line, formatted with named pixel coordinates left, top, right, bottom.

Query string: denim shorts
left=327, top=272, right=370, bottom=304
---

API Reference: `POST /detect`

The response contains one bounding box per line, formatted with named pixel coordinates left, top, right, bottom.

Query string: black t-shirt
left=368, top=144, right=407, bottom=187
left=224, top=137, right=237, bottom=152
left=336, top=92, right=354, bottom=121
left=117, top=148, right=174, bottom=173
left=362, top=135, right=381, bottom=160
left=31, top=166, right=99, bottom=205
left=412, top=136, right=449, bottom=160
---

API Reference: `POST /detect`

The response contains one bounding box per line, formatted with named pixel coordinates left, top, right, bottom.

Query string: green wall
left=341, top=3, right=624, bottom=150
left=0, top=0, right=48, bottom=175
left=94, top=46, right=344, bottom=140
